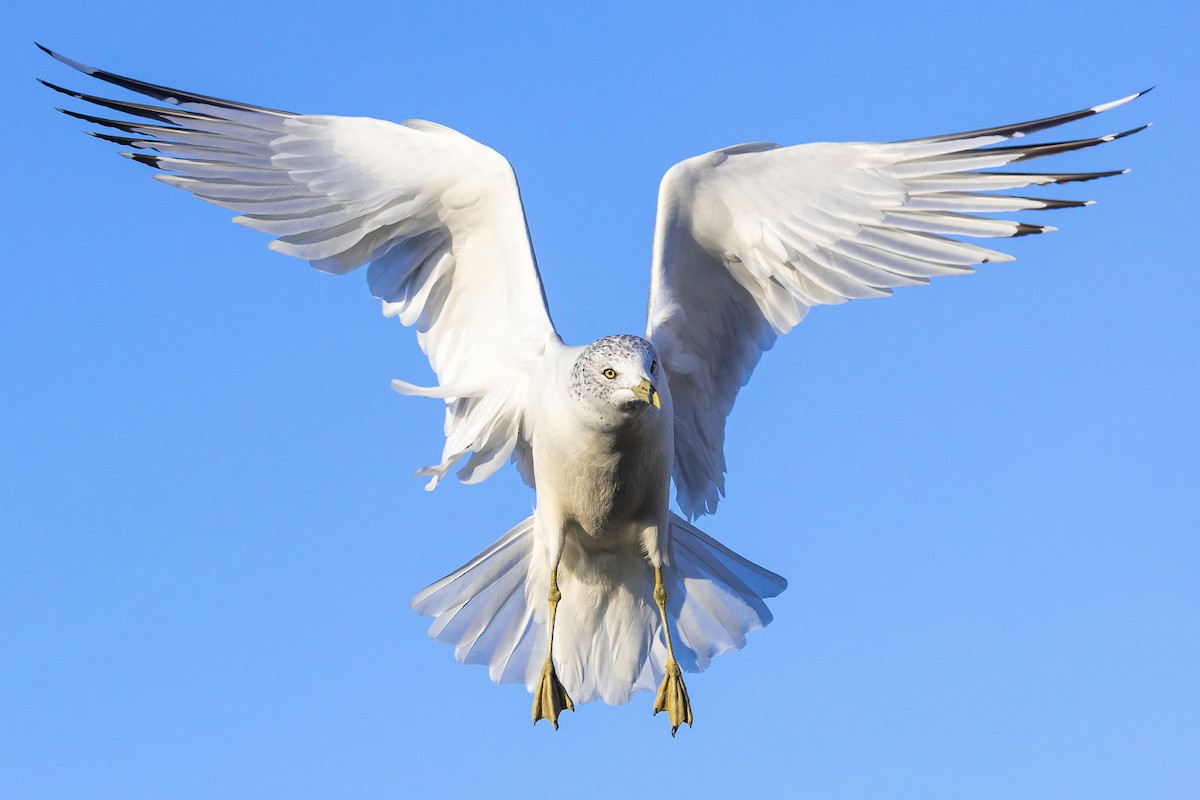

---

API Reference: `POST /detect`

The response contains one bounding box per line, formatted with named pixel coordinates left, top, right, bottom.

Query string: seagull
left=39, top=44, right=1147, bottom=734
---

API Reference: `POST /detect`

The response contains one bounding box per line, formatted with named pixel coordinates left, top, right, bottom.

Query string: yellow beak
left=631, top=378, right=660, bottom=409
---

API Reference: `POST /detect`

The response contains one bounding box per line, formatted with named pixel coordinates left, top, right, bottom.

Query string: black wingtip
left=899, top=87, right=1154, bottom=147
left=87, top=131, right=146, bottom=148
left=1113, top=123, right=1151, bottom=140
left=1119, top=86, right=1155, bottom=104
left=1036, top=197, right=1093, bottom=210
left=35, top=43, right=100, bottom=76
left=1046, top=169, right=1129, bottom=185
left=36, top=45, right=294, bottom=116
left=38, top=78, right=78, bottom=99
left=120, top=151, right=163, bottom=169
left=1013, top=223, right=1050, bottom=238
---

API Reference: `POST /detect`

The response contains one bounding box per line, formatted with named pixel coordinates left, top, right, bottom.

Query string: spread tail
left=411, top=513, right=786, bottom=706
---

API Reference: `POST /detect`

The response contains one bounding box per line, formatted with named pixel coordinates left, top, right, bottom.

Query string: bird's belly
left=538, top=428, right=670, bottom=545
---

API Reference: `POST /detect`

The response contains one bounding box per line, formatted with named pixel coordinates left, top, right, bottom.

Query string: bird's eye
left=602, top=368, right=617, bottom=379
left=650, top=360, right=657, bottom=373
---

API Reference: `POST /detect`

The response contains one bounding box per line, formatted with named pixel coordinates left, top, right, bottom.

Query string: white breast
left=531, top=349, right=674, bottom=542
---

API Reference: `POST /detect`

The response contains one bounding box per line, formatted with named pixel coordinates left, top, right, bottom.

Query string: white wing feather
left=43, top=47, right=559, bottom=488
left=647, top=93, right=1148, bottom=518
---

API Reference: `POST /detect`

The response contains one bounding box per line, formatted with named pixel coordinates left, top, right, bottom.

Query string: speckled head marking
left=570, top=334, right=660, bottom=410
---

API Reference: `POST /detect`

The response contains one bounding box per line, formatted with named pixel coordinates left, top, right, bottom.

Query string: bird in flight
left=40, top=44, right=1146, bottom=734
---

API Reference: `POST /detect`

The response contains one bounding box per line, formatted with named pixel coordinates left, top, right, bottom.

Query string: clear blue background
left=4, top=2, right=1197, bottom=797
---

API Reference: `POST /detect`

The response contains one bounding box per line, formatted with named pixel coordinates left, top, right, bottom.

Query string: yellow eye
left=602, top=368, right=617, bottom=379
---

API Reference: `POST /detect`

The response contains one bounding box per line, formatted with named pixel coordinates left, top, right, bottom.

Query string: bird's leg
left=532, top=568, right=573, bottom=728
left=652, top=565, right=693, bottom=736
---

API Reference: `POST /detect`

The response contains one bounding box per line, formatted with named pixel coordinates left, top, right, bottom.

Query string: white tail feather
left=412, top=513, right=786, bottom=706
left=666, top=515, right=787, bottom=672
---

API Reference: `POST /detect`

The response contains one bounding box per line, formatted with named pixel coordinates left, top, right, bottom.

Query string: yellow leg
left=531, top=569, right=574, bottom=729
left=652, top=565, right=693, bottom=736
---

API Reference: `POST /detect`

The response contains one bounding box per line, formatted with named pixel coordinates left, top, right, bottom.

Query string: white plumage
left=412, top=512, right=784, bottom=705
left=40, top=44, right=1145, bottom=729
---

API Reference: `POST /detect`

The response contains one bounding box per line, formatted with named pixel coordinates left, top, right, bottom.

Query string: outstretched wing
left=41, top=45, right=560, bottom=489
left=647, top=92, right=1148, bottom=518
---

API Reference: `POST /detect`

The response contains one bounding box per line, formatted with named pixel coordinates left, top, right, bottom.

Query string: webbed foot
left=653, top=659, right=693, bottom=736
left=532, top=658, right=574, bottom=729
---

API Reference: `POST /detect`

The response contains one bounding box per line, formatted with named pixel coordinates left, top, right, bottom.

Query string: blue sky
left=4, top=2, right=1197, bottom=797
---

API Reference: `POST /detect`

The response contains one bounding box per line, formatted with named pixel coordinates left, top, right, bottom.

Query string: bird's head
left=569, top=334, right=664, bottom=421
